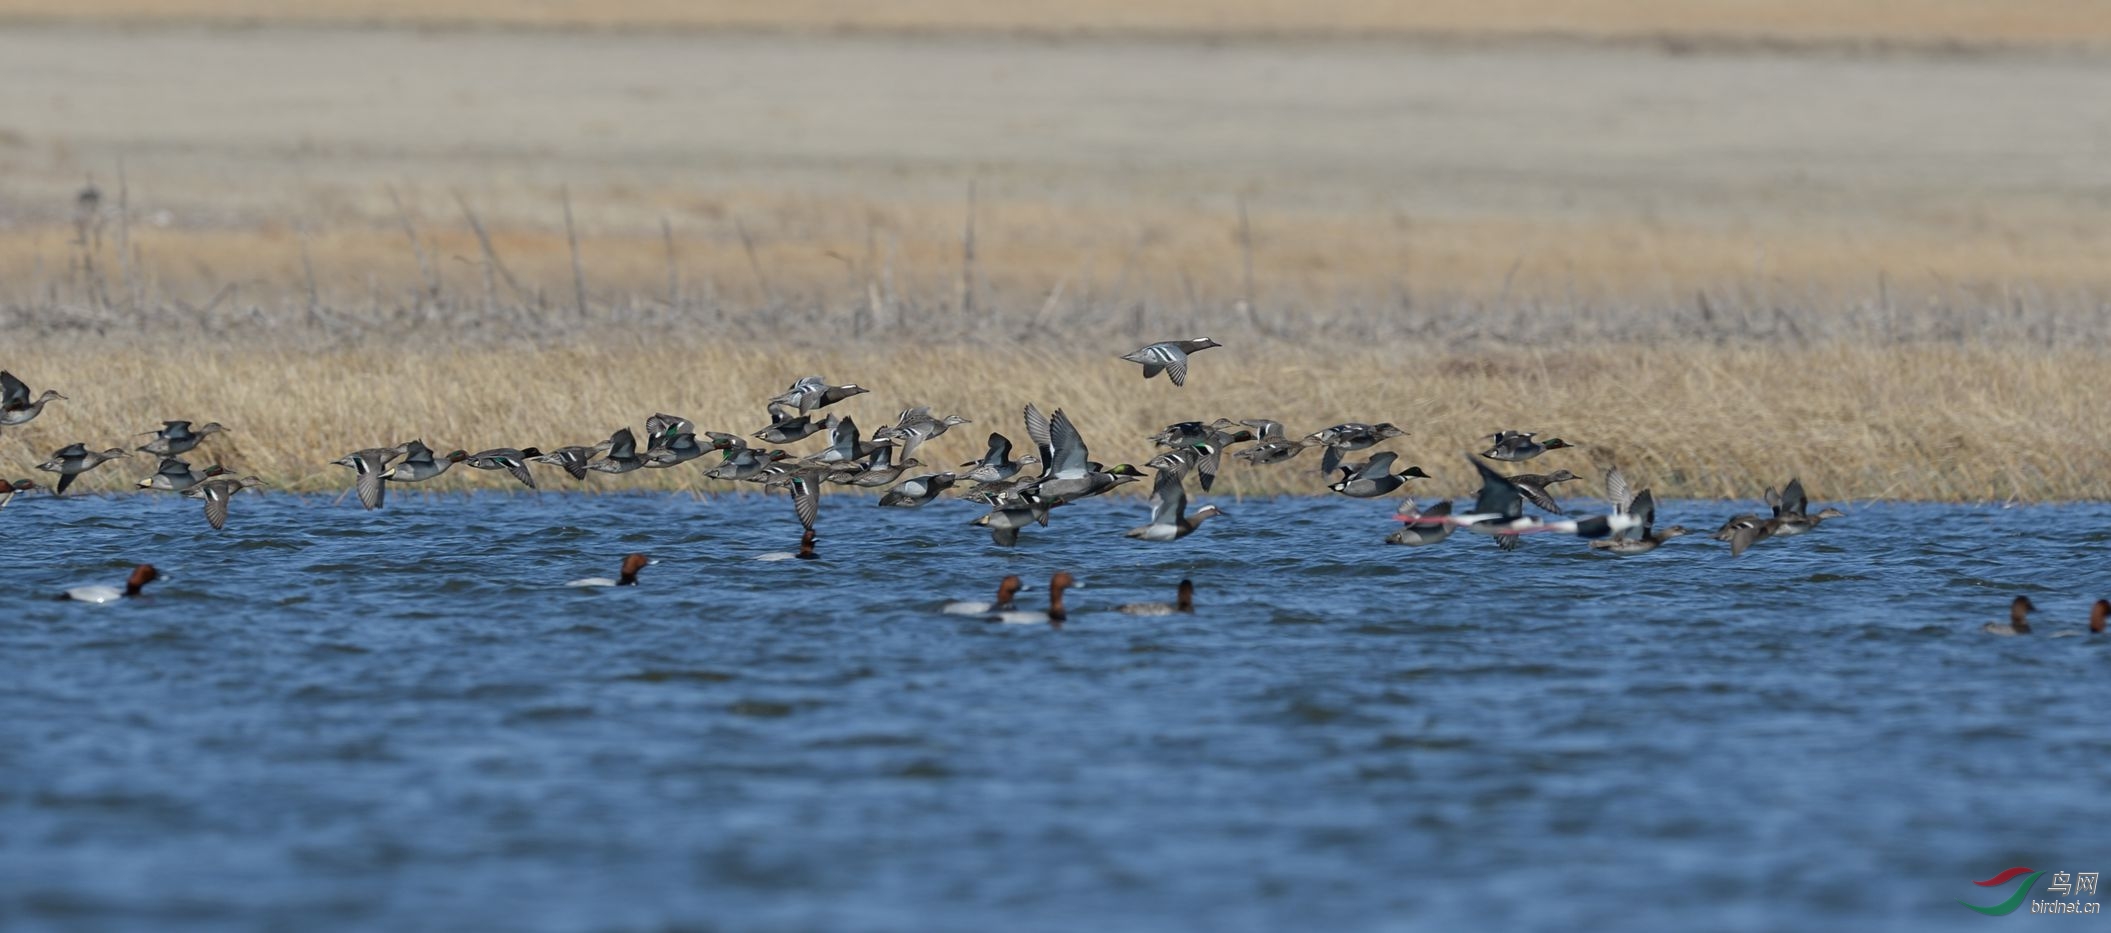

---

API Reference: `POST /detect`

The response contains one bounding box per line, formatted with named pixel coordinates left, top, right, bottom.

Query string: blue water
left=3, top=492, right=2108, bottom=932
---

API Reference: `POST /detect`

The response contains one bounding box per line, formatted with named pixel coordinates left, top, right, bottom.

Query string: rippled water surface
left=4, top=492, right=2109, bottom=931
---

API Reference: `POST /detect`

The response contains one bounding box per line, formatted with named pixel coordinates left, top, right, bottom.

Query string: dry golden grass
left=4, top=0, right=2108, bottom=47
left=3, top=337, right=2102, bottom=503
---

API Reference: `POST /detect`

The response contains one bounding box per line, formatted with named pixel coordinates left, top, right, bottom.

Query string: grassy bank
left=0, top=336, right=2099, bottom=502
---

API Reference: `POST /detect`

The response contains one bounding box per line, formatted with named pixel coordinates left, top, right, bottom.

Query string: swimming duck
left=137, top=457, right=229, bottom=492
left=0, top=371, right=65, bottom=427
left=1482, top=431, right=1575, bottom=462
left=464, top=447, right=543, bottom=489
left=1121, top=337, right=1221, bottom=387
left=753, top=405, right=828, bottom=445
left=944, top=575, right=1027, bottom=614
left=878, top=471, right=957, bottom=508
left=37, top=443, right=129, bottom=495
left=755, top=529, right=820, bottom=562
left=961, top=432, right=1037, bottom=483
left=990, top=571, right=1077, bottom=625
left=385, top=440, right=468, bottom=484
left=332, top=446, right=401, bottom=510
left=1125, top=469, right=1228, bottom=541
left=0, top=478, right=41, bottom=509
left=588, top=428, right=646, bottom=475
left=1983, top=596, right=2036, bottom=636
left=1506, top=469, right=1580, bottom=514
left=971, top=501, right=1052, bottom=546
left=566, top=553, right=654, bottom=587
left=1327, top=452, right=1431, bottom=498
left=1307, top=422, right=1408, bottom=475
left=58, top=564, right=163, bottom=603
left=769, top=376, right=868, bottom=415
left=1117, top=579, right=1195, bottom=616
left=1386, top=500, right=1454, bottom=545
left=1587, top=468, right=1688, bottom=555
left=184, top=475, right=266, bottom=530
left=2050, top=600, right=2109, bottom=638
left=137, top=421, right=226, bottom=457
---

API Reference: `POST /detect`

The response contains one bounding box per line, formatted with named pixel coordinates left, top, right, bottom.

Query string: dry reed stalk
left=2, top=336, right=2104, bottom=503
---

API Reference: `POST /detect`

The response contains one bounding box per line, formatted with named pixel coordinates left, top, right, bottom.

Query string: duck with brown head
left=59, top=564, right=164, bottom=603
left=2050, top=600, right=2109, bottom=638
left=1118, top=580, right=1195, bottom=616
left=567, top=554, right=653, bottom=588
left=990, top=572, right=1076, bottom=626
left=944, top=575, right=1028, bottom=615
left=1983, top=596, right=2036, bottom=636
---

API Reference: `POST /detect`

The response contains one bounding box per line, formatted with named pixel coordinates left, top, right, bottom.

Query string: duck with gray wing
left=1306, top=422, right=1407, bottom=475
left=1386, top=500, right=1454, bottom=546
left=332, top=446, right=401, bottom=510
left=752, top=405, right=828, bottom=445
left=0, top=370, right=65, bottom=428
left=1327, top=451, right=1430, bottom=498
left=961, top=432, right=1037, bottom=483
left=137, top=421, right=226, bottom=457
left=769, top=375, right=868, bottom=415
left=1482, top=431, right=1575, bottom=462
left=37, top=443, right=128, bottom=495
left=587, top=428, right=646, bottom=475
left=184, top=475, right=267, bottom=530
left=138, top=457, right=229, bottom=493
left=1587, top=467, right=1688, bottom=555
left=878, top=471, right=957, bottom=508
left=1506, top=469, right=1581, bottom=514
left=386, top=440, right=468, bottom=484
left=1233, top=419, right=1313, bottom=466
left=1018, top=408, right=1145, bottom=505
left=464, top=447, right=543, bottom=489
left=1124, top=469, right=1227, bottom=541
left=1121, top=337, right=1221, bottom=387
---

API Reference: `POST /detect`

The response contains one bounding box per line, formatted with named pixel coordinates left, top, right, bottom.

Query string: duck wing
left=1513, top=477, right=1564, bottom=515
left=605, top=428, right=638, bottom=461
left=355, top=466, right=386, bottom=510
left=790, top=470, right=822, bottom=531
left=1047, top=409, right=1091, bottom=479
left=1604, top=466, right=1633, bottom=514
left=1022, top=404, right=1055, bottom=473
left=1630, top=489, right=1657, bottom=538
left=1146, top=467, right=1186, bottom=528
left=0, top=371, right=26, bottom=411
left=1468, top=456, right=1525, bottom=519
left=1780, top=478, right=1808, bottom=517
left=203, top=484, right=231, bottom=530
left=1195, top=443, right=1224, bottom=492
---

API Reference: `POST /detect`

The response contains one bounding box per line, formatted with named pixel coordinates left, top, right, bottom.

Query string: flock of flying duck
left=9, top=341, right=2073, bottom=630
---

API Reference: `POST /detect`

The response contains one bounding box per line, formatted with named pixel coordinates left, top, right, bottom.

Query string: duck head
left=125, top=563, right=162, bottom=596
left=616, top=553, right=654, bottom=586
